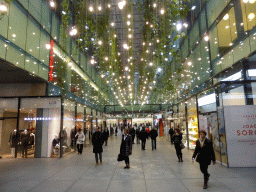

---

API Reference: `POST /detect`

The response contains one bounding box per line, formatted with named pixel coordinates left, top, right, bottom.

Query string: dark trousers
left=170, top=135, right=174, bottom=143
left=141, top=140, right=146, bottom=150
left=77, top=144, right=83, bottom=154
left=136, top=136, right=140, bottom=144
left=124, top=155, right=130, bottom=165
left=95, top=153, right=102, bottom=163
left=104, top=139, right=108, bottom=146
left=151, top=139, right=156, bottom=150
left=22, top=145, right=28, bottom=158
left=132, top=136, right=135, bottom=144
left=200, top=163, right=209, bottom=183
left=174, top=144, right=182, bottom=160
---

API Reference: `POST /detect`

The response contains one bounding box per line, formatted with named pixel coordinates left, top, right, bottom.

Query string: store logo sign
left=49, top=100, right=57, bottom=105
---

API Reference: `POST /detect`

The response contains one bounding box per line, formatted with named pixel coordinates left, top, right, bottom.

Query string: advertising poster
left=224, top=106, right=256, bottom=167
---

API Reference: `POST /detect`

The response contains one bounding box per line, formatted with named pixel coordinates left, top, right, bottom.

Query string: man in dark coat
left=150, top=128, right=158, bottom=150
left=135, top=127, right=140, bottom=144
left=129, top=127, right=135, bottom=144
left=192, top=130, right=216, bottom=189
left=120, top=128, right=132, bottom=169
left=139, top=127, right=148, bottom=150
left=102, top=127, right=109, bottom=146
left=92, top=127, right=104, bottom=165
left=169, top=127, right=174, bottom=144
left=21, top=130, right=30, bottom=158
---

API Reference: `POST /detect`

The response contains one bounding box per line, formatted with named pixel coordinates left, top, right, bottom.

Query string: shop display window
left=187, top=97, right=198, bottom=149
left=0, top=38, right=7, bottom=60
left=219, top=83, right=246, bottom=106
left=63, top=99, right=75, bottom=154
left=0, top=99, right=18, bottom=158
left=19, top=98, right=61, bottom=158
left=178, top=102, right=187, bottom=147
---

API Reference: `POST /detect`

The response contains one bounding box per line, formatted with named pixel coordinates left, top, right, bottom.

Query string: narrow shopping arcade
left=0, top=133, right=255, bottom=192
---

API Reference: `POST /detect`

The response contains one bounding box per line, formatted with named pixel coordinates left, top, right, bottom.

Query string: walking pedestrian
left=129, top=127, right=135, bottom=144
left=150, top=128, right=158, bottom=150
left=139, top=127, right=148, bottom=150
left=173, top=129, right=183, bottom=162
left=169, top=127, right=174, bottom=144
left=75, top=128, right=85, bottom=154
left=115, top=127, right=118, bottom=136
left=136, top=127, right=140, bottom=144
left=120, top=128, right=132, bottom=169
left=192, top=130, right=216, bottom=189
left=92, top=127, right=104, bottom=166
left=103, top=127, right=109, bottom=146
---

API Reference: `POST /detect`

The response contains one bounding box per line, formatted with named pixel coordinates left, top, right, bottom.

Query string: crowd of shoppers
left=73, top=124, right=216, bottom=189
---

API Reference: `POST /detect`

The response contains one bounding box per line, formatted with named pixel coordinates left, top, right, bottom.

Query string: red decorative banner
left=49, top=40, right=54, bottom=81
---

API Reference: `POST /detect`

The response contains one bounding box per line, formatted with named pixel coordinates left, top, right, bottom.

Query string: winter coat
left=169, top=128, right=174, bottom=136
left=172, top=133, right=182, bottom=145
left=129, top=128, right=135, bottom=137
left=192, top=138, right=216, bottom=165
left=139, top=129, right=148, bottom=141
left=75, top=132, right=85, bottom=145
left=92, top=131, right=103, bottom=153
left=135, top=129, right=140, bottom=136
left=103, top=130, right=109, bottom=141
left=120, top=134, right=132, bottom=156
left=150, top=129, right=158, bottom=139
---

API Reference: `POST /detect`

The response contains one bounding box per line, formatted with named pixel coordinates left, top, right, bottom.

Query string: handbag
left=117, top=154, right=124, bottom=162
left=180, top=142, right=185, bottom=149
left=75, top=136, right=78, bottom=141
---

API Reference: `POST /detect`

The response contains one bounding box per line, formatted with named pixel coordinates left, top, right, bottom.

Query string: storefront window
left=217, top=7, right=237, bottom=55
left=187, top=97, right=198, bottom=149
left=178, top=102, right=187, bottom=148
left=0, top=98, right=18, bottom=158
left=241, top=0, right=256, bottom=32
left=19, top=98, right=61, bottom=158
left=63, top=99, right=75, bottom=155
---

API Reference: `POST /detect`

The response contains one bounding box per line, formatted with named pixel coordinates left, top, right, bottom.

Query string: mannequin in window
left=21, top=130, right=29, bottom=158
left=52, top=134, right=60, bottom=157
left=9, top=130, right=18, bottom=158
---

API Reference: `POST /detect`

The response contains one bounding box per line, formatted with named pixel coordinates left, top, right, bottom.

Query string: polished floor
left=0, top=132, right=256, bottom=192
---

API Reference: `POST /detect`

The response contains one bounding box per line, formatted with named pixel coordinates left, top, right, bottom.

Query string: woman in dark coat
left=172, top=129, right=183, bottom=162
left=92, top=127, right=104, bottom=165
left=192, top=130, right=216, bottom=189
left=120, top=128, right=132, bottom=169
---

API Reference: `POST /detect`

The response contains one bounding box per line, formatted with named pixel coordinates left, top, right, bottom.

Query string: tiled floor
left=0, top=133, right=256, bottom=192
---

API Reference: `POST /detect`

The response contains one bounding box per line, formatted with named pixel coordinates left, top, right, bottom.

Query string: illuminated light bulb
left=156, top=39, right=160, bottom=43
left=157, top=68, right=162, bottom=72
left=165, top=58, right=168, bottom=61
left=50, top=1, right=55, bottom=8
left=128, top=34, right=132, bottom=38
left=248, top=13, right=255, bottom=20
left=127, top=21, right=131, bottom=26
left=176, top=23, right=182, bottom=31
left=111, top=22, right=115, bottom=26
left=149, top=62, right=153, bottom=66
left=108, top=4, right=111, bottom=8
left=183, top=23, right=188, bottom=28
left=160, top=8, right=164, bottom=14
left=128, top=14, right=131, bottom=18
left=114, top=34, right=117, bottom=38
left=204, top=35, right=209, bottom=41
left=223, top=14, right=229, bottom=20
left=45, top=44, right=51, bottom=49
left=98, top=40, right=102, bottom=45
left=105, top=57, right=108, bottom=61
left=125, top=66, right=129, bottom=71
left=98, top=6, right=102, bottom=11
left=249, top=0, right=256, bottom=3
left=128, top=28, right=131, bottom=31
left=89, top=6, right=93, bottom=12
left=70, top=27, right=78, bottom=36
left=188, top=62, right=192, bottom=66
left=153, top=3, right=157, bottom=8
left=90, top=59, right=95, bottom=65
left=123, top=43, right=129, bottom=49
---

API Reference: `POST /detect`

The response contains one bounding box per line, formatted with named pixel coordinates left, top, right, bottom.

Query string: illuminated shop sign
left=49, top=40, right=54, bottom=81
left=24, top=117, right=58, bottom=121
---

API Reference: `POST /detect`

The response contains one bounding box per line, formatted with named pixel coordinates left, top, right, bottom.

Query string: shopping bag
left=180, top=142, right=185, bottom=149
left=117, top=154, right=124, bottom=161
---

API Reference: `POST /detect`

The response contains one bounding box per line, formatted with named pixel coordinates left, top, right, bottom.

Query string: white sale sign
left=224, top=106, right=256, bottom=167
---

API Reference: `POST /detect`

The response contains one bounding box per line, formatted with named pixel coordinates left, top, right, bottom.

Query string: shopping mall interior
left=0, top=0, right=255, bottom=191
